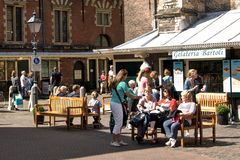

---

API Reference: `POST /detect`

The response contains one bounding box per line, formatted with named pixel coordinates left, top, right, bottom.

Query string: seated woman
left=56, top=86, right=68, bottom=97
left=163, top=90, right=196, bottom=148
left=135, top=86, right=157, bottom=143
left=149, top=87, right=177, bottom=143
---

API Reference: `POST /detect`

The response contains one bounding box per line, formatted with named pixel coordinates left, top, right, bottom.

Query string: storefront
left=171, top=48, right=226, bottom=93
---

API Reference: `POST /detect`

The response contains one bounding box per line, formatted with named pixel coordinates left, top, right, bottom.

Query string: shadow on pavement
left=0, top=126, right=162, bottom=160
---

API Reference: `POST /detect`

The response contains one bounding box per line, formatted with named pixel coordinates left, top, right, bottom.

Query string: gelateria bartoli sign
left=171, top=48, right=226, bottom=59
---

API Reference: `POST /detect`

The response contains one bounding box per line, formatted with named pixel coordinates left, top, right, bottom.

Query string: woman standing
left=110, top=69, right=140, bottom=147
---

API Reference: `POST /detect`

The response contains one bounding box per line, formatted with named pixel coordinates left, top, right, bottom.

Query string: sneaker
left=110, top=141, right=121, bottom=147
left=165, top=138, right=172, bottom=146
left=170, top=138, right=176, bottom=148
left=185, top=131, right=190, bottom=137
left=119, top=140, right=128, bottom=146
left=127, top=124, right=132, bottom=130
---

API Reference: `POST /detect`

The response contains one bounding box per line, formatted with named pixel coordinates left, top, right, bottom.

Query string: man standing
left=50, top=67, right=62, bottom=95
left=20, top=70, right=28, bottom=98
left=108, top=65, right=115, bottom=93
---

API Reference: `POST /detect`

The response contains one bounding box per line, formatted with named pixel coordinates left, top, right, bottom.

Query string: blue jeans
left=163, top=119, right=179, bottom=139
left=163, top=119, right=190, bottom=139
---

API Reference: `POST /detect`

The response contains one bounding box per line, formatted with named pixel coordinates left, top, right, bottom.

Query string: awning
left=95, top=9, right=240, bottom=55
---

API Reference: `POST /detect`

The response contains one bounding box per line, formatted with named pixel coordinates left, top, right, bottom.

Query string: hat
left=140, top=61, right=151, bottom=71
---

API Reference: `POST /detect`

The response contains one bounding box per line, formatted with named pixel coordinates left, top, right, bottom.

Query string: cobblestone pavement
left=0, top=95, right=240, bottom=160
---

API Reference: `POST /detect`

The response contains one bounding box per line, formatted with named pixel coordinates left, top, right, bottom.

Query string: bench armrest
left=180, top=114, right=196, bottom=120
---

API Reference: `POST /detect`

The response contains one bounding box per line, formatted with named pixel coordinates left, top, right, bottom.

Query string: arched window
left=95, top=34, right=111, bottom=48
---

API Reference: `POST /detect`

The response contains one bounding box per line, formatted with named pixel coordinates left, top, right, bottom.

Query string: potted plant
left=216, top=105, right=230, bottom=125
left=33, top=106, right=45, bottom=124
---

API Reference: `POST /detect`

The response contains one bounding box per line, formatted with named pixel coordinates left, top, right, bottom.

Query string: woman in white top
left=163, top=90, right=196, bottom=148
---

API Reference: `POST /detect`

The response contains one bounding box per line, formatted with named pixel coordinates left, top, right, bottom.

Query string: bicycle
left=0, top=91, right=8, bottom=108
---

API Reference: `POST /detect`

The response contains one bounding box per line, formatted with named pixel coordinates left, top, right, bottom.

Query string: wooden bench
left=131, top=104, right=199, bottom=147
left=196, top=93, right=229, bottom=143
left=86, top=105, right=101, bottom=128
left=34, top=96, right=87, bottom=129
left=196, top=92, right=228, bottom=123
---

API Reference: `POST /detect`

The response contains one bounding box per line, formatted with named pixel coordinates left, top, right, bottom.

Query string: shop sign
left=31, top=55, right=41, bottom=72
left=172, top=48, right=226, bottom=59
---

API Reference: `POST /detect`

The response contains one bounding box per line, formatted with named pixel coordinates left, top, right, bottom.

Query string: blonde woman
left=184, top=69, right=198, bottom=102
left=163, top=90, right=196, bottom=148
left=110, top=69, right=140, bottom=147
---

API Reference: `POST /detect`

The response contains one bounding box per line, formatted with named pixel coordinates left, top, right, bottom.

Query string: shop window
left=41, top=60, right=58, bottom=78
left=6, top=6, right=23, bottom=42
left=54, top=10, right=69, bottom=43
left=0, top=61, right=5, bottom=81
left=96, top=10, right=111, bottom=26
left=7, top=61, right=15, bottom=80
left=189, top=61, right=223, bottom=92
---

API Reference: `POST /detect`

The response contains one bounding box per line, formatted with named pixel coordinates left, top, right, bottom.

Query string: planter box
left=217, top=114, right=229, bottom=125
left=34, top=115, right=45, bottom=124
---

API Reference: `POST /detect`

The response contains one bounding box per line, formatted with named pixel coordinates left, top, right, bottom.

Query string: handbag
left=14, top=93, right=23, bottom=108
left=129, top=112, right=145, bottom=127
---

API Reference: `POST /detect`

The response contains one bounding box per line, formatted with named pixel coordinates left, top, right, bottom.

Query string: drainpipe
left=154, top=0, right=158, bottom=29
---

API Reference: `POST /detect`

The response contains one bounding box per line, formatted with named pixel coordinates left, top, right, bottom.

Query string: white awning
left=95, top=9, right=240, bottom=55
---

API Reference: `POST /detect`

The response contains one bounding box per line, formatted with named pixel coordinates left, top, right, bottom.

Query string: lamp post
left=27, top=11, right=42, bottom=111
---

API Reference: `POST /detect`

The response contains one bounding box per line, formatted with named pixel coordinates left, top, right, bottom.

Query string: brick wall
left=124, top=0, right=155, bottom=41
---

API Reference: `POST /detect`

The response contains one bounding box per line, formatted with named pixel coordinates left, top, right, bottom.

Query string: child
left=88, top=91, right=102, bottom=125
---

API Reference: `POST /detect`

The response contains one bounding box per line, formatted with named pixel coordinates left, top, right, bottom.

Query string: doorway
left=73, top=61, right=84, bottom=86
left=89, top=59, right=97, bottom=90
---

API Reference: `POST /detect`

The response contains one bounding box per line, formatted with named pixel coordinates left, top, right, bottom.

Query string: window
left=96, top=11, right=110, bottom=26
left=41, top=60, right=58, bottom=78
left=54, top=10, right=68, bottom=43
left=7, top=61, right=15, bottom=80
left=189, top=61, right=223, bottom=92
left=6, top=6, right=23, bottom=42
left=95, top=34, right=111, bottom=48
left=0, top=62, right=5, bottom=81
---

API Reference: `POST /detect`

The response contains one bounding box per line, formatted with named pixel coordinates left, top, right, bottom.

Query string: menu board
left=231, top=60, right=240, bottom=92
left=223, top=60, right=230, bottom=92
left=223, top=59, right=240, bottom=93
left=173, top=61, right=184, bottom=91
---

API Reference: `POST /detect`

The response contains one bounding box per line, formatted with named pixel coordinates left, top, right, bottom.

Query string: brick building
left=0, top=0, right=124, bottom=94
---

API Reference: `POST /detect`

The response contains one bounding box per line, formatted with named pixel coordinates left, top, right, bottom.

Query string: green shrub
left=32, top=106, right=45, bottom=114
left=216, top=105, right=230, bottom=115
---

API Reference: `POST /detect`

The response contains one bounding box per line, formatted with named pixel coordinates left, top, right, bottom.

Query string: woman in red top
left=149, top=87, right=177, bottom=143
left=100, top=70, right=107, bottom=94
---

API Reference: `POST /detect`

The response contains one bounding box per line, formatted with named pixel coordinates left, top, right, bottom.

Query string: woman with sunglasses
left=147, top=87, right=177, bottom=143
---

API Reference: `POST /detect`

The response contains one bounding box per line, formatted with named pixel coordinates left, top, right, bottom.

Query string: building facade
left=0, top=0, right=124, bottom=94
left=96, top=0, right=240, bottom=121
